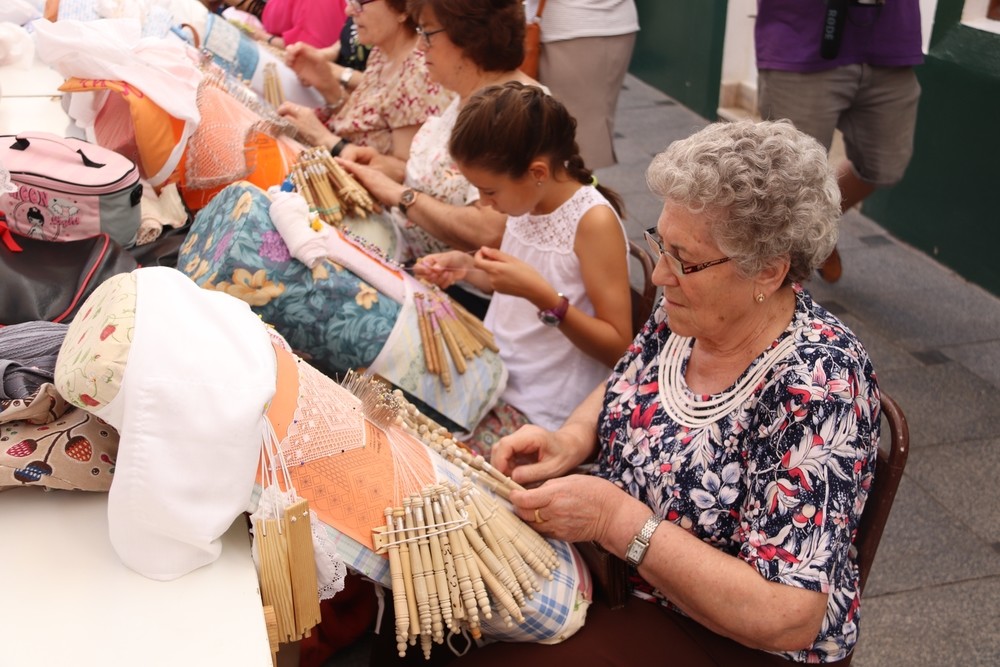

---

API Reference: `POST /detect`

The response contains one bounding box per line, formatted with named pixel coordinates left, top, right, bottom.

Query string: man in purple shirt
left=755, top=0, right=923, bottom=282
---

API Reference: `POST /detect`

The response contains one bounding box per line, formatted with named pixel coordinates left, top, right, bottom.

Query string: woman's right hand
left=491, top=425, right=591, bottom=486
left=413, top=251, right=474, bottom=289
left=277, top=102, right=334, bottom=148
left=284, top=42, right=337, bottom=93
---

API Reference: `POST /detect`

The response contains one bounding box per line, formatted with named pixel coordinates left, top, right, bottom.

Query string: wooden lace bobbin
left=385, top=508, right=411, bottom=657
left=432, top=495, right=479, bottom=638
left=421, top=490, right=456, bottom=636
left=460, top=487, right=526, bottom=607
left=454, top=494, right=525, bottom=611
left=469, top=489, right=538, bottom=599
left=289, top=166, right=315, bottom=212
left=444, top=444, right=525, bottom=497
left=439, top=488, right=492, bottom=622
left=468, top=547, right=523, bottom=627
left=402, top=501, right=433, bottom=644
left=317, top=150, right=378, bottom=215
left=463, top=467, right=512, bottom=502
left=262, top=62, right=284, bottom=107
left=437, top=304, right=475, bottom=361
left=255, top=516, right=297, bottom=643
left=307, top=161, right=343, bottom=224
left=393, top=510, right=421, bottom=645
left=450, top=299, right=499, bottom=352
left=416, top=295, right=441, bottom=377
left=438, top=298, right=481, bottom=358
left=428, top=311, right=452, bottom=388
left=482, top=495, right=557, bottom=579
left=433, top=308, right=467, bottom=374
left=283, top=498, right=322, bottom=638
left=410, top=497, right=446, bottom=645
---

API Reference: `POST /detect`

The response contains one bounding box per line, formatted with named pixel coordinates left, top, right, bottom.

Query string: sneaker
left=818, top=247, right=842, bottom=283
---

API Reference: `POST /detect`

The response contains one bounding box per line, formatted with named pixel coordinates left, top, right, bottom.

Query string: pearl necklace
left=657, top=331, right=797, bottom=428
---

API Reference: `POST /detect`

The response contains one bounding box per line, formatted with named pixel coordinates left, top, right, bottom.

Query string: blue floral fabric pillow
left=178, top=181, right=400, bottom=376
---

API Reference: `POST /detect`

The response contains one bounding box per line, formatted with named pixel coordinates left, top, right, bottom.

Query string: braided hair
left=449, top=82, right=624, bottom=217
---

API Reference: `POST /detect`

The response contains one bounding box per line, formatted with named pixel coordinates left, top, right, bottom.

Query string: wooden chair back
left=854, top=391, right=910, bottom=593
left=629, top=239, right=657, bottom=335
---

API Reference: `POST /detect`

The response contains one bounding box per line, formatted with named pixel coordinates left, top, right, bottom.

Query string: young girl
left=415, top=82, right=633, bottom=453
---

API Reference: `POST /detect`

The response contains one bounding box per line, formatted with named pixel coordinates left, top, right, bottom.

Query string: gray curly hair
left=645, top=119, right=840, bottom=283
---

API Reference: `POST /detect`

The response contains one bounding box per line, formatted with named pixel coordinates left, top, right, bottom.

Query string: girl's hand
left=508, top=474, right=621, bottom=545
left=413, top=251, right=475, bottom=289
left=276, top=102, right=332, bottom=147
left=473, top=246, right=545, bottom=301
left=335, top=157, right=405, bottom=207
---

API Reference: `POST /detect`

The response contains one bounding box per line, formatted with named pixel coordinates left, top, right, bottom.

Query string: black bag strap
left=9, top=135, right=107, bottom=169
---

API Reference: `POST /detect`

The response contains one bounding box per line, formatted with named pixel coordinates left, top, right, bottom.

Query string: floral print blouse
left=324, top=46, right=453, bottom=155
left=595, top=286, right=880, bottom=663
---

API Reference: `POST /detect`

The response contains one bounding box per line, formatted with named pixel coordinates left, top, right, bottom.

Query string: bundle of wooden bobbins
left=414, top=291, right=498, bottom=389
left=262, top=62, right=284, bottom=108
left=367, top=389, right=558, bottom=659
left=373, top=483, right=558, bottom=660
left=289, top=147, right=380, bottom=225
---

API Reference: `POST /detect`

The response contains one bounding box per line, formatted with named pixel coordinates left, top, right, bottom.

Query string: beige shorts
left=758, top=65, right=921, bottom=187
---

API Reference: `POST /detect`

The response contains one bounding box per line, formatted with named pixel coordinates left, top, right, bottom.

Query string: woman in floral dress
left=276, top=0, right=452, bottom=161
left=475, top=120, right=880, bottom=666
left=336, top=0, right=539, bottom=284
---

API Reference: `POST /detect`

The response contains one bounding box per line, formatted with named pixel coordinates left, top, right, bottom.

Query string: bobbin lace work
left=280, top=359, right=366, bottom=465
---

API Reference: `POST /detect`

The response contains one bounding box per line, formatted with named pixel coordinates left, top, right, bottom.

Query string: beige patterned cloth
left=53, top=272, right=137, bottom=412
left=1, top=384, right=118, bottom=492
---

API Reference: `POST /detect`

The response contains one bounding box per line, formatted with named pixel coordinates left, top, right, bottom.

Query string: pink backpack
left=0, top=133, right=142, bottom=247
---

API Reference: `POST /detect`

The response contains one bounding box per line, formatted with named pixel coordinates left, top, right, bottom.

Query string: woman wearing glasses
left=473, top=120, right=879, bottom=666
left=335, top=0, right=539, bottom=298
left=276, top=0, right=452, bottom=161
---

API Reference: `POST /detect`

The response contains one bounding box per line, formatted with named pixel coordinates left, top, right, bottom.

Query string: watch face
left=400, top=189, right=416, bottom=206
left=537, top=310, right=560, bottom=326
left=625, top=539, right=646, bottom=566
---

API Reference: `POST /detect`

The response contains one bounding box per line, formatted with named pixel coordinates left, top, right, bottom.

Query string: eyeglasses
left=415, top=25, right=447, bottom=48
left=644, top=228, right=732, bottom=275
left=346, top=0, right=379, bottom=13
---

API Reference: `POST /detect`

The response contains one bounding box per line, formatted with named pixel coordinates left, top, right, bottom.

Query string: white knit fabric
left=526, top=0, right=639, bottom=43
left=483, top=186, right=626, bottom=431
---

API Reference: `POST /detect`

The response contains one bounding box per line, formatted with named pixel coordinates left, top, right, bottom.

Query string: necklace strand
left=657, top=331, right=797, bottom=428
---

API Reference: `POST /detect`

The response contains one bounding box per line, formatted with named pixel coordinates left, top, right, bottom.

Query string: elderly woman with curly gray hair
left=461, top=119, right=880, bottom=666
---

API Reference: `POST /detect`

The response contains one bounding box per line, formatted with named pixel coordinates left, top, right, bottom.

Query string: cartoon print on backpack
left=25, top=206, right=46, bottom=240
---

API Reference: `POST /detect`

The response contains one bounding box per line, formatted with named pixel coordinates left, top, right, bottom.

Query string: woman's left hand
left=336, top=157, right=405, bottom=207
left=508, top=474, right=622, bottom=544
left=276, top=102, right=332, bottom=148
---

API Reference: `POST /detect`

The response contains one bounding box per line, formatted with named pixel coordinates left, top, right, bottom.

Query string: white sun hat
left=55, top=266, right=276, bottom=581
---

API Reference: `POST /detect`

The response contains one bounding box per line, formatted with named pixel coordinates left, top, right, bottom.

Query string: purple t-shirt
left=755, top=0, right=923, bottom=72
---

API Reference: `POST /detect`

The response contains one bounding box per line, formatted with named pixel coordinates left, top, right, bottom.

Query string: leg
left=539, top=33, right=637, bottom=169
left=837, top=160, right=877, bottom=213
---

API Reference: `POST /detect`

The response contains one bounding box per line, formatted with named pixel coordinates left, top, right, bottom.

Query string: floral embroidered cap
left=54, top=267, right=276, bottom=581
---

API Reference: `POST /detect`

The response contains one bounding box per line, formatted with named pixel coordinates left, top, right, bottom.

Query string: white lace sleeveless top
left=483, top=186, right=627, bottom=430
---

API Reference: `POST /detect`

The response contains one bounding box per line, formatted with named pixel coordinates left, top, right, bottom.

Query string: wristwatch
left=625, top=515, right=663, bottom=567
left=398, top=189, right=418, bottom=215
left=537, top=293, right=569, bottom=327
left=339, top=67, right=355, bottom=89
